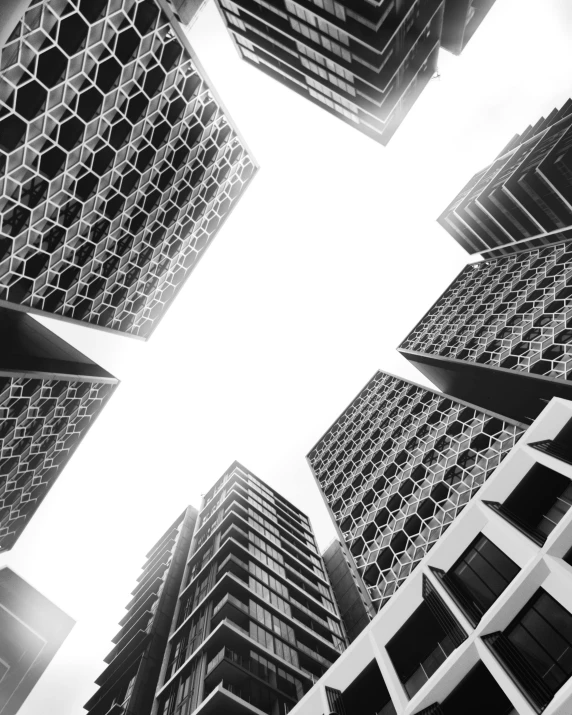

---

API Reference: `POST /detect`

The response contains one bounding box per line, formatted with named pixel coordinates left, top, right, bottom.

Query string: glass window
left=450, top=535, right=519, bottom=617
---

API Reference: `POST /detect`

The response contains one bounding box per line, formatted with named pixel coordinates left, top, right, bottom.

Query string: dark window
left=341, top=660, right=395, bottom=715
left=386, top=602, right=457, bottom=698
left=442, top=662, right=516, bottom=715
left=564, top=545, right=572, bottom=567
left=488, top=463, right=572, bottom=544
left=448, top=535, right=519, bottom=622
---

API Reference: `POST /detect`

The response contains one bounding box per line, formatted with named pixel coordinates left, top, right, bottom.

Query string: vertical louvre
left=325, top=687, right=347, bottom=715
left=422, top=575, right=468, bottom=648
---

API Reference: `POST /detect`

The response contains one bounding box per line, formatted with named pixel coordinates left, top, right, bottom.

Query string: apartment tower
left=215, top=1, right=497, bottom=145
left=0, top=567, right=74, bottom=715
left=0, top=307, right=117, bottom=552
left=0, top=0, right=256, bottom=338
left=289, top=397, right=572, bottom=715
left=152, top=462, right=347, bottom=715
left=400, top=238, right=572, bottom=423
left=84, top=507, right=198, bottom=715
left=439, top=100, right=572, bottom=256
left=307, top=370, right=524, bottom=615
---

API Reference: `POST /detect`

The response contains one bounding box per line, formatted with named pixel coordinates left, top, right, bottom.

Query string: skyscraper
left=84, top=506, right=198, bottom=715
left=0, top=0, right=257, bottom=338
left=400, top=237, right=572, bottom=423
left=152, top=462, right=347, bottom=715
left=440, top=0, right=497, bottom=55
left=307, top=370, right=524, bottom=612
left=171, top=0, right=208, bottom=27
left=215, top=1, right=496, bottom=145
left=0, top=307, right=117, bottom=553
left=438, top=100, right=572, bottom=256
left=289, top=397, right=572, bottom=715
left=0, top=567, right=74, bottom=715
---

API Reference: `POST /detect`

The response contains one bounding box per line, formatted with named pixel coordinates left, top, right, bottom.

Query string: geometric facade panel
left=0, top=374, right=115, bottom=552
left=307, top=371, right=524, bottom=610
left=0, top=0, right=256, bottom=338
left=401, top=240, right=572, bottom=383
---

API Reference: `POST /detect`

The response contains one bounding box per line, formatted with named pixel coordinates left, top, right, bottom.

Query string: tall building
left=400, top=238, right=572, bottom=423
left=0, top=0, right=257, bottom=339
left=438, top=100, right=572, bottom=256
left=0, top=566, right=74, bottom=715
left=0, top=306, right=117, bottom=553
left=289, top=397, right=572, bottom=715
left=84, top=506, right=198, bottom=715
left=215, top=1, right=496, bottom=146
left=440, top=0, right=497, bottom=55
left=152, top=462, right=347, bottom=715
left=307, top=370, right=524, bottom=613
left=171, top=0, right=208, bottom=27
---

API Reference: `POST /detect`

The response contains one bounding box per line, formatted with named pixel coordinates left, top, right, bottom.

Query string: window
left=506, top=590, right=572, bottom=698
left=446, top=535, right=519, bottom=623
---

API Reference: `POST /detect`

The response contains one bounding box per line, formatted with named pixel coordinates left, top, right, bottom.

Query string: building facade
left=85, top=506, right=198, bottom=715
left=0, top=307, right=117, bottom=552
left=0, top=0, right=257, bottom=339
left=289, top=397, right=572, bottom=715
left=440, top=0, right=497, bottom=55
left=399, top=239, right=572, bottom=423
left=438, top=100, right=572, bottom=256
left=171, top=0, right=208, bottom=27
left=215, top=0, right=445, bottom=145
left=215, top=0, right=497, bottom=146
left=307, top=370, right=524, bottom=612
left=0, top=566, right=74, bottom=715
left=152, top=462, right=347, bottom=715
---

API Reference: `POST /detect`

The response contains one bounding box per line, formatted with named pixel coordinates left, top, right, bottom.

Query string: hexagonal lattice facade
left=307, top=371, right=523, bottom=610
left=401, top=241, right=572, bottom=383
left=0, top=0, right=256, bottom=338
left=0, top=374, right=115, bottom=552
left=438, top=100, right=572, bottom=257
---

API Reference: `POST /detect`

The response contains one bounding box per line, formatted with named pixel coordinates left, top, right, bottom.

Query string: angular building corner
left=0, top=566, right=75, bottom=715
left=0, top=306, right=117, bottom=553
left=84, top=506, right=198, bottom=715
left=213, top=0, right=497, bottom=146
left=400, top=237, right=572, bottom=424
left=0, top=0, right=257, bottom=339
left=290, top=397, right=572, bottom=715
left=438, top=99, right=572, bottom=256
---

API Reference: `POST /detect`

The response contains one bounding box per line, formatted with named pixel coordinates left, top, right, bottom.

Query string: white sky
left=3, top=1, right=572, bottom=712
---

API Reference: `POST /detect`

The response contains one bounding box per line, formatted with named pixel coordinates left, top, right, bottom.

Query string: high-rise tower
left=0, top=0, right=257, bottom=338
left=307, top=370, right=524, bottom=613
left=215, top=1, right=496, bottom=145
left=0, top=567, right=74, bottom=715
left=400, top=238, right=572, bottom=423
left=0, top=307, right=117, bottom=552
left=152, top=462, right=347, bottom=715
left=84, top=507, right=198, bottom=715
left=438, top=100, right=572, bottom=256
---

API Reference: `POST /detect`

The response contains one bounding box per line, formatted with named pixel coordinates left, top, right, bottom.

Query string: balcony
left=386, top=578, right=467, bottom=699
left=484, top=462, right=572, bottom=545
left=483, top=589, right=572, bottom=712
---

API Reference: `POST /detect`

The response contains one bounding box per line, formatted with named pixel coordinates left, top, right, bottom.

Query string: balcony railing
left=529, top=439, right=572, bottom=467
left=403, top=636, right=454, bottom=698
left=482, top=632, right=554, bottom=712
left=212, top=593, right=249, bottom=619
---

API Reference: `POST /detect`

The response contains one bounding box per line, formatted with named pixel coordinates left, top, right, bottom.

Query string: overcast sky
left=3, top=1, right=572, bottom=713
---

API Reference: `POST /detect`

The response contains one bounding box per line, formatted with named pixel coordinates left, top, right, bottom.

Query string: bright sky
left=3, top=1, right=572, bottom=713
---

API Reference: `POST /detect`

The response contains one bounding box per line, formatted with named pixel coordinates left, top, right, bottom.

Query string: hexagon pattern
left=401, top=241, right=572, bottom=382
left=0, top=0, right=256, bottom=337
left=307, top=372, right=523, bottom=609
left=0, top=375, right=115, bottom=551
